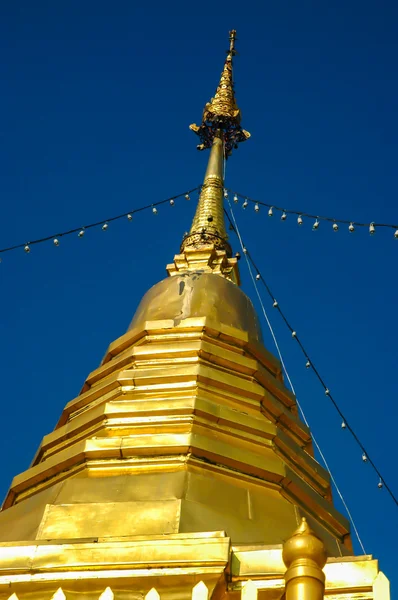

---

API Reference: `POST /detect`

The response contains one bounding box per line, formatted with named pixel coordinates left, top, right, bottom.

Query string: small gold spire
left=282, top=517, right=327, bottom=600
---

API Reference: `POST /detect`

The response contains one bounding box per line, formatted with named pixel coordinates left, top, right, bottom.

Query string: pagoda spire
left=181, top=30, right=250, bottom=256
left=0, top=31, right=390, bottom=600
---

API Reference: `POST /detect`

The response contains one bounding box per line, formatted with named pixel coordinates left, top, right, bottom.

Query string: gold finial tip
left=190, top=30, right=250, bottom=157
left=229, top=30, right=237, bottom=53
left=296, top=516, right=309, bottom=534
left=282, top=517, right=327, bottom=569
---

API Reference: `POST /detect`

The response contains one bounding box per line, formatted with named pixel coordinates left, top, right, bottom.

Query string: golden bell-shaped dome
left=129, top=271, right=263, bottom=344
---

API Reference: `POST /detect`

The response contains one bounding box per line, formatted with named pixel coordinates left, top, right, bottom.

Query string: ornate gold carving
left=180, top=178, right=231, bottom=255
left=190, top=30, right=250, bottom=157
left=180, top=130, right=232, bottom=256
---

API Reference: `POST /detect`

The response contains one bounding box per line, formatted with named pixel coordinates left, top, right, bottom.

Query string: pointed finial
left=283, top=517, right=327, bottom=568
left=192, top=581, right=209, bottom=600
left=282, top=518, right=327, bottom=600
left=176, top=32, right=250, bottom=269
left=99, top=588, right=114, bottom=600
left=241, top=580, right=258, bottom=600
left=229, top=29, right=237, bottom=54
left=51, top=590, right=66, bottom=600
left=145, top=589, right=160, bottom=600
left=190, top=30, right=250, bottom=157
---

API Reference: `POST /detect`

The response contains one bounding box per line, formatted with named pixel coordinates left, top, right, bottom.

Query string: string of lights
left=5, top=183, right=397, bottom=260
left=224, top=205, right=398, bottom=509
left=225, top=189, right=398, bottom=237
left=0, top=186, right=201, bottom=258
left=225, top=195, right=366, bottom=553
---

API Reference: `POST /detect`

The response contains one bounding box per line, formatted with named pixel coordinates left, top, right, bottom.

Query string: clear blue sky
left=0, top=0, right=397, bottom=593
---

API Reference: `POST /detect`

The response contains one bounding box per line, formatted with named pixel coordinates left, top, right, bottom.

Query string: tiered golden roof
left=0, top=31, right=389, bottom=600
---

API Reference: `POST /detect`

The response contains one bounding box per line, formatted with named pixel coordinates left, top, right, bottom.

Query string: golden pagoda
left=0, top=31, right=390, bottom=600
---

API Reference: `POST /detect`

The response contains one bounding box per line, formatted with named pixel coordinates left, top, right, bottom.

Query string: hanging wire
left=226, top=189, right=398, bottom=233
left=249, top=251, right=398, bottom=508
left=225, top=197, right=367, bottom=553
left=0, top=186, right=201, bottom=257
left=224, top=202, right=398, bottom=509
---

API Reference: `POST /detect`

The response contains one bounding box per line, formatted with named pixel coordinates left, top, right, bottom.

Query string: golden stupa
left=0, top=31, right=389, bottom=600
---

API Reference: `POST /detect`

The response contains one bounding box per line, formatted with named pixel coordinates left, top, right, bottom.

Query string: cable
left=226, top=197, right=367, bottom=552
left=225, top=189, right=398, bottom=235
left=246, top=248, right=398, bottom=507
left=296, top=404, right=367, bottom=554
left=224, top=200, right=398, bottom=508
left=0, top=186, right=201, bottom=257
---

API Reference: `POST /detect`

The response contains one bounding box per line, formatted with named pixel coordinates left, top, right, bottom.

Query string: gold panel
left=38, top=500, right=181, bottom=539
left=180, top=471, right=298, bottom=546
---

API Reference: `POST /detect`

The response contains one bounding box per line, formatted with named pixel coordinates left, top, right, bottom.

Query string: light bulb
left=395, top=229, right=398, bottom=238
left=268, top=206, right=273, bottom=217
left=24, top=244, right=30, bottom=253
left=369, top=222, right=375, bottom=235
left=341, top=421, right=346, bottom=429
left=292, top=331, right=297, bottom=338
left=152, top=207, right=158, bottom=214
left=273, top=300, right=278, bottom=308
left=281, top=211, right=287, bottom=221
left=233, top=194, right=238, bottom=203
left=243, top=200, right=248, bottom=209
left=53, top=238, right=60, bottom=246
left=325, top=388, right=330, bottom=396
left=254, top=203, right=260, bottom=212
left=185, top=194, right=190, bottom=201
left=297, top=215, right=303, bottom=226
left=349, top=223, right=355, bottom=232
left=169, top=199, right=174, bottom=206
left=305, top=360, right=311, bottom=368
left=362, top=453, right=367, bottom=462
left=378, top=479, right=383, bottom=489
left=78, top=229, right=85, bottom=237
left=333, top=223, right=339, bottom=231
left=102, top=223, right=108, bottom=231
left=255, top=273, right=261, bottom=280
left=243, top=247, right=247, bottom=254
left=313, top=219, right=320, bottom=230
left=127, top=213, right=133, bottom=220
left=224, top=189, right=228, bottom=198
